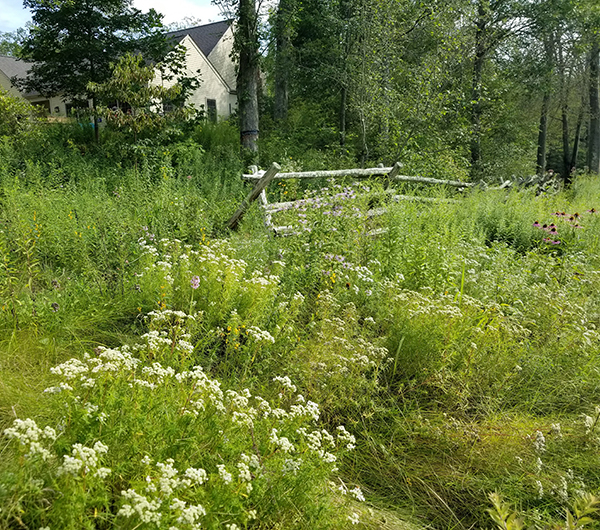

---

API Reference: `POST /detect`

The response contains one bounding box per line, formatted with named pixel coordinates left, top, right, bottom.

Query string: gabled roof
left=0, top=55, right=40, bottom=96
left=165, top=20, right=231, bottom=57
left=0, top=55, right=30, bottom=81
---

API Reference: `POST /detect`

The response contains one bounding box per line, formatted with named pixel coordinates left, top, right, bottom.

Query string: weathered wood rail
left=226, top=162, right=476, bottom=234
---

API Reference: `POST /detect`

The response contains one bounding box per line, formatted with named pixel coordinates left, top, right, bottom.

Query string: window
left=206, top=99, right=217, bottom=122
left=32, top=100, right=51, bottom=115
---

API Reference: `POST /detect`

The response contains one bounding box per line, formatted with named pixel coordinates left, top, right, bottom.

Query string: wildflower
left=348, top=512, right=360, bottom=525
left=533, top=430, right=546, bottom=453
left=535, top=480, right=544, bottom=499
left=184, top=467, right=208, bottom=485
left=217, top=464, right=232, bottom=484
left=190, top=275, right=200, bottom=289
left=350, top=486, right=366, bottom=501
left=583, top=414, right=595, bottom=435
left=273, top=375, right=297, bottom=392
left=282, top=458, right=303, bottom=475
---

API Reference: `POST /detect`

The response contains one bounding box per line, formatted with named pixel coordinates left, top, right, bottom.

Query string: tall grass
left=2, top=124, right=600, bottom=528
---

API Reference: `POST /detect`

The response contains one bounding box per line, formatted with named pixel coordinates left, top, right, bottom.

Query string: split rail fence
left=226, top=162, right=481, bottom=234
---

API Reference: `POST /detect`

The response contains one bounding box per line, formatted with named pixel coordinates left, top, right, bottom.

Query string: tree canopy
left=18, top=0, right=167, bottom=104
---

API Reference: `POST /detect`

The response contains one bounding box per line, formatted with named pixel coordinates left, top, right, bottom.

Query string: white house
left=0, top=20, right=237, bottom=120
left=0, top=54, right=70, bottom=116
left=161, top=20, right=237, bottom=120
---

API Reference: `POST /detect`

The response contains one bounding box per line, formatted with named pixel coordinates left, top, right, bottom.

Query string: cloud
left=0, top=1, right=31, bottom=33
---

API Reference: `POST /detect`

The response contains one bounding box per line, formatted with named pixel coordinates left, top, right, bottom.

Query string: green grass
left=1, top=125, right=600, bottom=529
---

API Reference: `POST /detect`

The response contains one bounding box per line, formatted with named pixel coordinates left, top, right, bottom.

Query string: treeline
left=2, top=0, right=599, bottom=182
left=253, top=0, right=600, bottom=181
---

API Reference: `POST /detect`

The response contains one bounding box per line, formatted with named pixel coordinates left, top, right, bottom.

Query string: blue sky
left=0, top=0, right=224, bottom=33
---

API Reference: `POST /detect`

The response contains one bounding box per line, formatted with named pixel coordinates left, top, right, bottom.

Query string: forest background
left=1, top=0, right=599, bottom=180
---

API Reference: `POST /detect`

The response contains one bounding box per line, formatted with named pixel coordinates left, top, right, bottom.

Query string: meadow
left=1, top=120, right=600, bottom=529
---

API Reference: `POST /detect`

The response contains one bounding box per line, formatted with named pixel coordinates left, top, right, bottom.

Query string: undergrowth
left=1, top=124, right=600, bottom=529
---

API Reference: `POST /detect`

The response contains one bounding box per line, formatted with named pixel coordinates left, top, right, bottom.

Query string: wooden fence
left=226, top=162, right=478, bottom=234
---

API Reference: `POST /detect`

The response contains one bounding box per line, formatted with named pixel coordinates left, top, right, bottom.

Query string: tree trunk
left=340, top=85, right=347, bottom=147
left=470, top=0, right=487, bottom=180
left=569, top=93, right=586, bottom=183
left=237, top=0, right=260, bottom=156
left=536, top=92, right=550, bottom=176
left=588, top=36, right=600, bottom=174
left=536, top=37, right=554, bottom=176
left=556, top=33, right=572, bottom=182
left=273, top=0, right=293, bottom=121
left=561, top=103, right=571, bottom=180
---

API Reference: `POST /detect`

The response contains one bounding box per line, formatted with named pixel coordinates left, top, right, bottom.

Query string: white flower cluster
left=133, top=362, right=176, bottom=389
left=57, top=441, right=110, bottom=479
left=245, top=326, right=275, bottom=344
left=243, top=272, right=280, bottom=288
left=45, top=346, right=141, bottom=394
left=272, top=375, right=297, bottom=392
left=533, top=430, right=546, bottom=453
left=119, top=458, right=209, bottom=529
left=336, top=425, right=357, bottom=450
left=3, top=418, right=56, bottom=460
left=269, top=428, right=295, bottom=453
left=146, top=309, right=196, bottom=325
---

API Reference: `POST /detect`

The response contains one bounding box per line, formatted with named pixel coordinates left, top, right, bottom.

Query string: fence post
left=385, top=162, right=402, bottom=189
left=227, top=162, right=281, bottom=230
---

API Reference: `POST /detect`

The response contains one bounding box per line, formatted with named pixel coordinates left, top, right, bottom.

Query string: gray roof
left=165, top=20, right=231, bottom=57
left=0, top=55, right=31, bottom=81
left=0, top=55, right=39, bottom=96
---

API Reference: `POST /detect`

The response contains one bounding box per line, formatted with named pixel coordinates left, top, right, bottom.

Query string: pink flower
left=190, top=275, right=200, bottom=289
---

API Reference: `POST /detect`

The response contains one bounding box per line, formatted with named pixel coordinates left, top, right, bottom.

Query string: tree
left=18, top=0, right=167, bottom=141
left=0, top=26, right=30, bottom=57
left=272, top=0, right=296, bottom=121
left=589, top=34, right=600, bottom=173
left=214, top=0, right=261, bottom=158
left=88, top=51, right=198, bottom=142
left=236, top=0, right=261, bottom=157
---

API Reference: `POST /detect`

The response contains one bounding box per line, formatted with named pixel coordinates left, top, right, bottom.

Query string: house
left=0, top=54, right=70, bottom=116
left=0, top=20, right=237, bottom=120
left=159, top=20, right=237, bottom=120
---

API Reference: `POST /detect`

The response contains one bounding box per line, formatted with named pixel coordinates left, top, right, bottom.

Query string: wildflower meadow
left=2, top=120, right=600, bottom=529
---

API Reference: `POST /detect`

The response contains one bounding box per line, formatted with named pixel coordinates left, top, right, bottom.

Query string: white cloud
left=0, top=0, right=31, bottom=33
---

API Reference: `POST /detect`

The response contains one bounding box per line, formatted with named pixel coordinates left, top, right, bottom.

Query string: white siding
left=153, top=35, right=236, bottom=119
left=207, top=25, right=236, bottom=92
left=0, top=70, right=22, bottom=98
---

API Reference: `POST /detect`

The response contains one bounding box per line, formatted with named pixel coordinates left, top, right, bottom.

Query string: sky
left=0, top=0, right=225, bottom=33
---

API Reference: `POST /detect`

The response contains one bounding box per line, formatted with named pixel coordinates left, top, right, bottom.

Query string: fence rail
left=227, top=162, right=474, bottom=233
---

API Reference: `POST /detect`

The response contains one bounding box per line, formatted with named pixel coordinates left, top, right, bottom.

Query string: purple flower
left=190, top=275, right=200, bottom=289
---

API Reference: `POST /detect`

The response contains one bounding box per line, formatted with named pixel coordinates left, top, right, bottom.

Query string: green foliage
left=18, top=0, right=166, bottom=102
left=0, top=26, right=29, bottom=57
left=0, top=89, right=40, bottom=137
left=2, top=132, right=600, bottom=529
left=89, top=52, right=199, bottom=141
